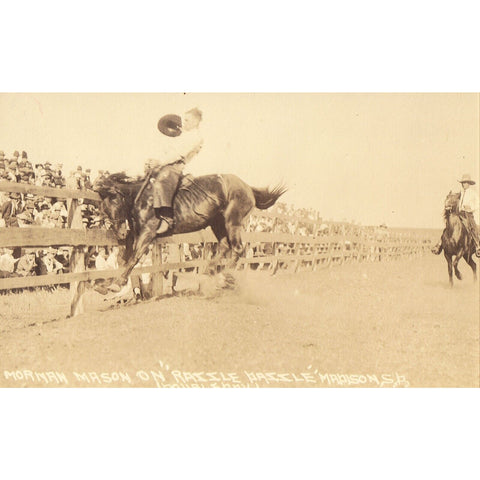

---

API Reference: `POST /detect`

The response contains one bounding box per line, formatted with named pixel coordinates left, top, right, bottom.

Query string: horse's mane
left=93, top=171, right=145, bottom=199
left=107, top=172, right=145, bottom=186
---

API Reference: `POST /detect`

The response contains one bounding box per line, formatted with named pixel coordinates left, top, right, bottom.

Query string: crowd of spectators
left=0, top=149, right=108, bottom=230
left=0, top=246, right=70, bottom=279
left=0, top=149, right=110, bottom=281
left=0, top=149, right=109, bottom=189
left=246, top=202, right=323, bottom=236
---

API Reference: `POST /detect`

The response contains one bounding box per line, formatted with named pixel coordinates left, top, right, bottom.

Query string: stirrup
left=156, top=216, right=173, bottom=235
left=475, top=248, right=480, bottom=258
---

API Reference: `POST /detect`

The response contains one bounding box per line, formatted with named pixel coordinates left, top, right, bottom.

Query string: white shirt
left=0, top=253, right=17, bottom=272
left=95, top=255, right=108, bottom=270
left=151, top=128, right=203, bottom=167
left=106, top=253, right=119, bottom=270
left=460, top=188, right=479, bottom=213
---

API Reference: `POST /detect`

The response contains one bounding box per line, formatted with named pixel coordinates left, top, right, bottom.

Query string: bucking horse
left=93, top=169, right=286, bottom=293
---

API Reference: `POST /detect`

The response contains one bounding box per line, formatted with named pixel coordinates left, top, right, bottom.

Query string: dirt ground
left=1, top=254, right=478, bottom=388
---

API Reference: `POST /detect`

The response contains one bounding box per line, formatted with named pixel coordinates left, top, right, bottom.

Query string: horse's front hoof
left=431, top=245, right=441, bottom=255
left=94, top=285, right=109, bottom=295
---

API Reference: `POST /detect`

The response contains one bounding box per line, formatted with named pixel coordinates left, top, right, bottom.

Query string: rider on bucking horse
left=146, top=107, right=204, bottom=236
left=432, top=173, right=480, bottom=258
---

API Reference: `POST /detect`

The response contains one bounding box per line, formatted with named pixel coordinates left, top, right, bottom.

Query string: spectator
left=83, top=168, right=93, bottom=189
left=18, top=151, right=28, bottom=169
left=16, top=210, right=34, bottom=227
left=93, top=169, right=105, bottom=186
left=50, top=200, right=67, bottom=228
left=37, top=247, right=63, bottom=274
left=6, top=160, right=18, bottom=181
left=1, top=192, right=21, bottom=227
left=74, top=166, right=84, bottom=189
left=94, top=247, right=108, bottom=270
left=54, top=247, right=70, bottom=273
left=15, top=251, right=37, bottom=276
left=65, top=171, right=78, bottom=189
left=0, top=248, right=20, bottom=277
left=52, top=163, right=65, bottom=188
left=34, top=164, right=44, bottom=185
left=41, top=163, right=55, bottom=187
left=35, top=203, right=54, bottom=227
left=106, top=246, right=119, bottom=269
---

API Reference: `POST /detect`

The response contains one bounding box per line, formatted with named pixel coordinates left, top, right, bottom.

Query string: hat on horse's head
left=157, top=114, right=182, bottom=137
left=458, top=173, right=476, bottom=185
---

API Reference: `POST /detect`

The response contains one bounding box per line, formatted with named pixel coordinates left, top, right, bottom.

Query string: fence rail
left=0, top=181, right=440, bottom=316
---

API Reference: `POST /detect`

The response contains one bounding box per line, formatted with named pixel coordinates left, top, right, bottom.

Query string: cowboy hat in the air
left=157, top=114, right=182, bottom=137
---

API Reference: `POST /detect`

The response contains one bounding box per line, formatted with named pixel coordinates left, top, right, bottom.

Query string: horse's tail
left=251, top=183, right=287, bottom=210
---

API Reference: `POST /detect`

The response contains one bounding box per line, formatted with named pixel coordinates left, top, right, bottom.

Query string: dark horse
left=435, top=191, right=477, bottom=286
left=93, top=169, right=286, bottom=290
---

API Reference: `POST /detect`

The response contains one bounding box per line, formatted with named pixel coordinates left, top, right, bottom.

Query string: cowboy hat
left=157, top=114, right=182, bottom=137
left=458, top=173, right=476, bottom=185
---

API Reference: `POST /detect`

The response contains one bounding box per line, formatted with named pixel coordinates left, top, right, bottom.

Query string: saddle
left=135, top=164, right=190, bottom=204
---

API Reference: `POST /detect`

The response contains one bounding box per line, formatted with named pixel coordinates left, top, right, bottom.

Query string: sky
left=0, top=92, right=478, bottom=228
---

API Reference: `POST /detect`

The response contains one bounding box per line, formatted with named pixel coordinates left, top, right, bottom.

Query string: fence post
left=151, top=239, right=164, bottom=297
left=68, top=198, right=86, bottom=317
left=270, top=215, right=279, bottom=275
left=340, top=224, right=346, bottom=265
left=312, top=216, right=321, bottom=271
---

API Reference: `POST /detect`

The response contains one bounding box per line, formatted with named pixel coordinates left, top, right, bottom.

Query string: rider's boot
left=154, top=207, right=174, bottom=235
left=156, top=216, right=173, bottom=235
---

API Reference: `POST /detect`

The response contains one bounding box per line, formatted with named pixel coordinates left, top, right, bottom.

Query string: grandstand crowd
left=0, top=149, right=108, bottom=280
left=0, top=149, right=106, bottom=228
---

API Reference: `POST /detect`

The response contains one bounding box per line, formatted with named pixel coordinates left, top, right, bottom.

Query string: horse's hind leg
left=224, top=196, right=253, bottom=266
left=463, top=252, right=477, bottom=283
left=209, top=217, right=231, bottom=273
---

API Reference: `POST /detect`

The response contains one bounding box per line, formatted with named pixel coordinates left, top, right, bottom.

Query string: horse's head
left=93, top=175, right=130, bottom=241
left=444, top=190, right=461, bottom=215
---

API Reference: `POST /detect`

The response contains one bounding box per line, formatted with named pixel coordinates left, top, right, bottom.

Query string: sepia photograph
left=1, top=2, right=480, bottom=479
left=0, top=92, right=478, bottom=388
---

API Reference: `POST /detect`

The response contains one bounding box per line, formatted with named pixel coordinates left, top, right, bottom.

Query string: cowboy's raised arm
left=182, top=138, right=204, bottom=164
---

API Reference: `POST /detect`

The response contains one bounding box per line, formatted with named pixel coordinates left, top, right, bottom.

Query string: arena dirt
left=0, top=255, right=478, bottom=387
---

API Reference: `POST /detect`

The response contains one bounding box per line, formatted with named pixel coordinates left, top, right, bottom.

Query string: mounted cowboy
left=144, top=107, right=204, bottom=235
left=432, top=173, right=480, bottom=257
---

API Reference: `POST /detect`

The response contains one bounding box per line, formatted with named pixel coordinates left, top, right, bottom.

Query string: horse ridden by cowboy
left=144, top=107, right=204, bottom=235
left=432, top=173, right=480, bottom=258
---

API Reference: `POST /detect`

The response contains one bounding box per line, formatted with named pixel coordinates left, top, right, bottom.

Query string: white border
left=0, top=1, right=479, bottom=478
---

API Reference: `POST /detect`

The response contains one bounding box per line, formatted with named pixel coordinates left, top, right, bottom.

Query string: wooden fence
left=0, top=180, right=439, bottom=317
